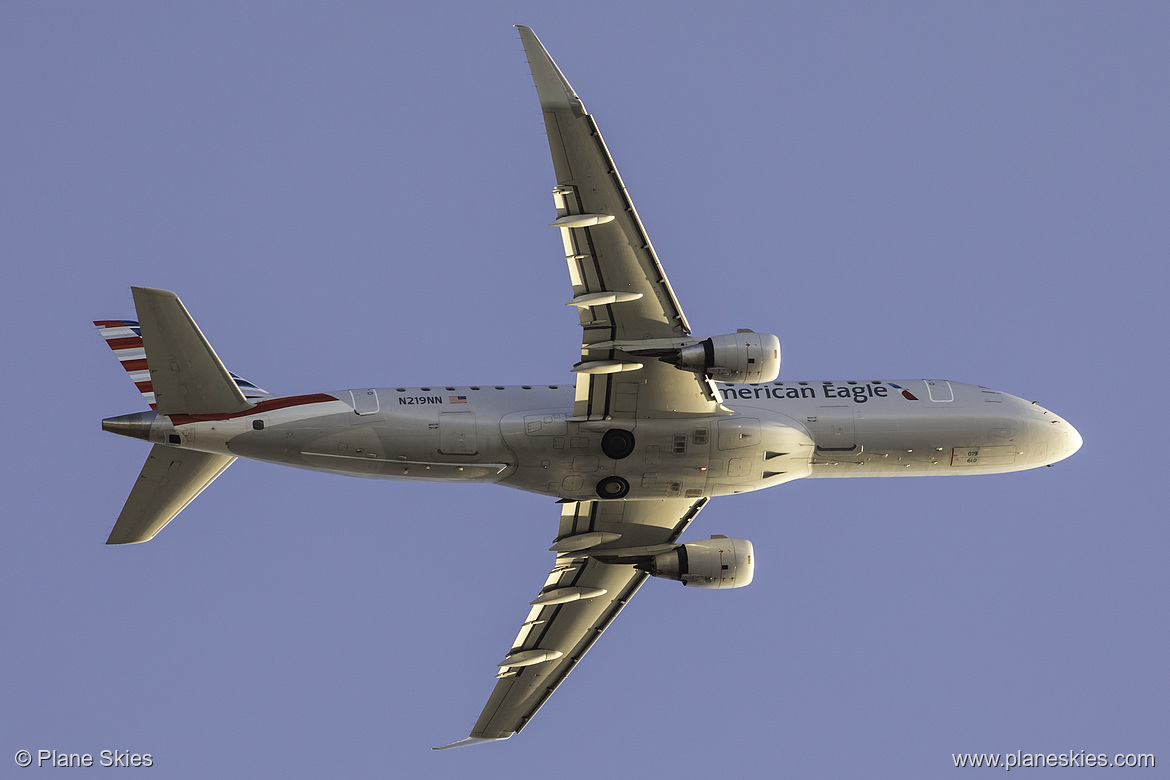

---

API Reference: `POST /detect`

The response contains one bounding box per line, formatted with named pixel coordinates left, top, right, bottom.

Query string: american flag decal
left=449, top=395, right=467, bottom=404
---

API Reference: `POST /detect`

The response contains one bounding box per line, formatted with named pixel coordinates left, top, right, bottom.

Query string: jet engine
left=670, top=329, right=780, bottom=384
left=647, top=536, right=755, bottom=589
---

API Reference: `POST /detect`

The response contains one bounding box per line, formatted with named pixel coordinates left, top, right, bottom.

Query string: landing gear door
left=439, top=412, right=477, bottom=454
left=810, top=406, right=856, bottom=451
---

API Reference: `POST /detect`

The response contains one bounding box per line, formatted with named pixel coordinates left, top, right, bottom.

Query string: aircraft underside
left=94, top=26, right=1081, bottom=747
left=104, top=379, right=1080, bottom=504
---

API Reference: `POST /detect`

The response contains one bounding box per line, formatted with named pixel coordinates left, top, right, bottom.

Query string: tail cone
left=102, top=411, right=158, bottom=441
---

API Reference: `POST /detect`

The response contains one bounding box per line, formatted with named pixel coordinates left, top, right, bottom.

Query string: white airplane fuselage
left=105, top=378, right=1081, bottom=503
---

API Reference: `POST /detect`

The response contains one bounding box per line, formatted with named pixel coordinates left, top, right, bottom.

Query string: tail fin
left=106, top=445, right=235, bottom=544
left=94, top=287, right=272, bottom=412
left=97, top=288, right=264, bottom=543
left=228, top=371, right=273, bottom=403
left=93, top=319, right=158, bottom=408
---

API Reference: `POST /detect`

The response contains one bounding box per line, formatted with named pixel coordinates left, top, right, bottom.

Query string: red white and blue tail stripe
left=228, top=372, right=271, bottom=402
left=94, top=319, right=272, bottom=409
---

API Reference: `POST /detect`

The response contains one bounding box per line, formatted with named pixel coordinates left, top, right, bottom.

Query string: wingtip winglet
left=515, top=26, right=584, bottom=113
left=432, top=735, right=511, bottom=751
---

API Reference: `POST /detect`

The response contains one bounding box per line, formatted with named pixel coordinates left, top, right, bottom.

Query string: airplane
left=94, top=26, right=1082, bottom=749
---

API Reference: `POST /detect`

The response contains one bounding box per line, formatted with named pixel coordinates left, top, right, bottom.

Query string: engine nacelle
left=675, top=330, right=780, bottom=384
left=649, top=536, right=755, bottom=589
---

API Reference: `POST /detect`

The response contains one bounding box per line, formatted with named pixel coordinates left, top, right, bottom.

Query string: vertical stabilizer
left=94, top=316, right=273, bottom=408
left=129, top=287, right=253, bottom=415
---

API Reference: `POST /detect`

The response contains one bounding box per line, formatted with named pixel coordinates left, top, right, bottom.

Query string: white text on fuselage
left=720, top=383, right=890, bottom=404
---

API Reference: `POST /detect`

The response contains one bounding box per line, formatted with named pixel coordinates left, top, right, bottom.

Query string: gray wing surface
left=438, top=498, right=707, bottom=747
left=517, top=26, right=720, bottom=419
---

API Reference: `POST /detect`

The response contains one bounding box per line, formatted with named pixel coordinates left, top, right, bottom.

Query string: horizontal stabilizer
left=131, top=287, right=253, bottom=415
left=107, top=445, right=235, bottom=544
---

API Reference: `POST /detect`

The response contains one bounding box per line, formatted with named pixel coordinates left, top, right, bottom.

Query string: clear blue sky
left=3, top=2, right=1166, bottom=777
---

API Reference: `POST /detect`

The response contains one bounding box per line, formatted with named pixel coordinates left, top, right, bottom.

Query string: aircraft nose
left=1065, top=421, right=1084, bottom=458
left=1024, top=402, right=1082, bottom=466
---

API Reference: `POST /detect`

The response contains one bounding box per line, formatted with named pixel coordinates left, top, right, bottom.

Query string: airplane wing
left=517, top=26, right=721, bottom=420
left=437, top=497, right=708, bottom=748
left=436, top=27, right=727, bottom=751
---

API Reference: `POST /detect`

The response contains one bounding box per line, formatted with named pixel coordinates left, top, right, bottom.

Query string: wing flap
left=454, top=498, right=708, bottom=742
left=518, top=27, right=719, bottom=418
left=520, top=33, right=690, bottom=340
left=471, top=563, right=648, bottom=739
